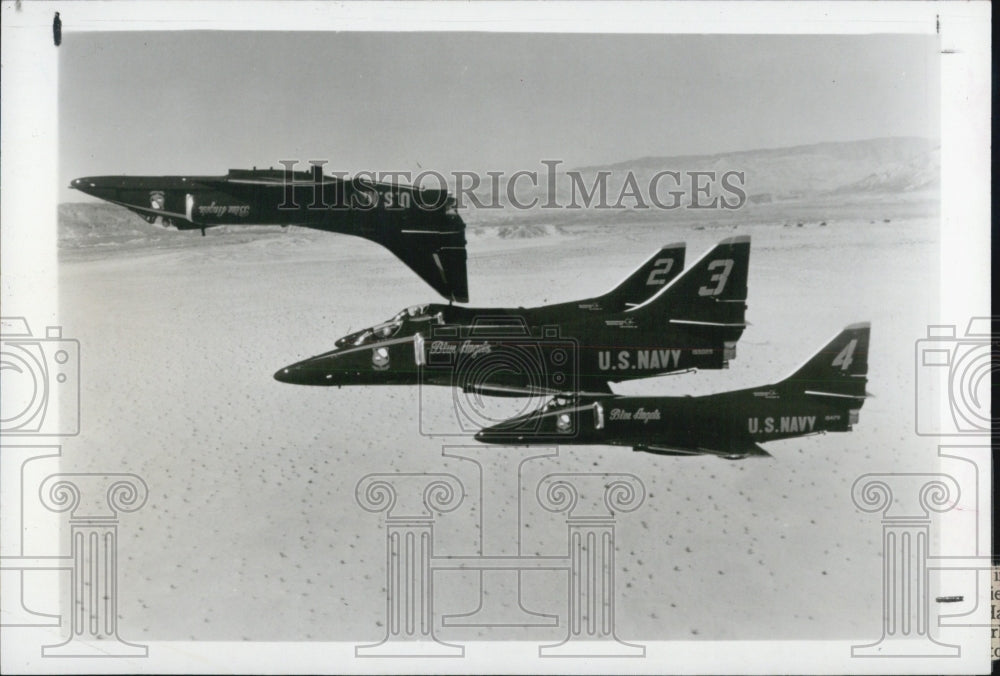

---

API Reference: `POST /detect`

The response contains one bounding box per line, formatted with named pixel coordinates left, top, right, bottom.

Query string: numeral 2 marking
left=645, top=258, right=675, bottom=286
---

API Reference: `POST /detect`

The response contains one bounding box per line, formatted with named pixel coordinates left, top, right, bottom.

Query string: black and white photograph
left=0, top=2, right=992, bottom=673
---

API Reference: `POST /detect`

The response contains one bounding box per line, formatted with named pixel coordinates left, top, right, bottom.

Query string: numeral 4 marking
left=645, top=258, right=675, bottom=286
left=832, top=338, right=858, bottom=371
left=697, top=259, right=734, bottom=297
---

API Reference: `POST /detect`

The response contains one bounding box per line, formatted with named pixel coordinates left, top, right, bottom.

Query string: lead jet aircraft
left=474, top=322, right=871, bottom=458
left=274, top=236, right=750, bottom=397
left=70, top=166, right=469, bottom=302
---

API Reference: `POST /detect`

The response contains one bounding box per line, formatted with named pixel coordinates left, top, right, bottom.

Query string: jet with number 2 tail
left=274, top=237, right=750, bottom=397
left=475, top=322, right=871, bottom=457
left=330, top=241, right=687, bottom=350
left=70, top=166, right=469, bottom=302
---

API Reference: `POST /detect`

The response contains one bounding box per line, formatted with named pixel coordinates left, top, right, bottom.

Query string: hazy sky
left=60, top=32, right=939, bottom=201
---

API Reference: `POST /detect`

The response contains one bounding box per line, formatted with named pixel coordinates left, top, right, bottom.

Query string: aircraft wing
left=462, top=379, right=613, bottom=399
left=638, top=441, right=772, bottom=459
left=95, top=197, right=194, bottom=226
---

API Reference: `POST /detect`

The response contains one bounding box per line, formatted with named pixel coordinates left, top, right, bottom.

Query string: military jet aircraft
left=274, top=236, right=750, bottom=396
left=474, top=322, right=871, bottom=458
left=70, top=166, right=469, bottom=302
left=331, top=241, right=687, bottom=350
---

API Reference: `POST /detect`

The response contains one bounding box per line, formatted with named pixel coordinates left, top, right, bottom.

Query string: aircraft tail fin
left=778, top=322, right=871, bottom=401
left=380, top=212, right=469, bottom=303
left=212, top=172, right=471, bottom=303
left=599, top=243, right=686, bottom=311
left=626, top=236, right=749, bottom=330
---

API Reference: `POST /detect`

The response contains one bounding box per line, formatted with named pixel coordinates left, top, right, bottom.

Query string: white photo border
left=0, top=2, right=991, bottom=674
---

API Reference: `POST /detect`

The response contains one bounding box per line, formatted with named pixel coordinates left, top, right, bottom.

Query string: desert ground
left=56, top=191, right=946, bottom=643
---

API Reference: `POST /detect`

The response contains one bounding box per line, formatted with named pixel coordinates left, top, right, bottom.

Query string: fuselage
left=274, top=235, right=750, bottom=394
left=70, top=168, right=470, bottom=302
left=274, top=307, right=741, bottom=393
left=474, top=387, right=859, bottom=451
left=71, top=170, right=460, bottom=233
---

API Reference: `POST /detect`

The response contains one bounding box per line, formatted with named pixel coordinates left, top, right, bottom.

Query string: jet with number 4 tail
left=70, top=166, right=469, bottom=302
left=274, top=236, right=750, bottom=397
left=475, top=322, right=871, bottom=457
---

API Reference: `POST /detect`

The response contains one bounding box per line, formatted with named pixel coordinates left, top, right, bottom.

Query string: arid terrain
left=54, top=139, right=950, bottom=643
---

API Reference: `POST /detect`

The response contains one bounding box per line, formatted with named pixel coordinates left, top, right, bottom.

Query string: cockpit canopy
left=540, top=396, right=605, bottom=431
left=335, top=304, right=445, bottom=349
left=541, top=394, right=576, bottom=412
left=392, top=304, right=431, bottom=322
left=335, top=321, right=399, bottom=348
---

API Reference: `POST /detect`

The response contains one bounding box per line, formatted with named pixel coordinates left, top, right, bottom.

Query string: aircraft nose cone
left=273, top=365, right=299, bottom=384
left=272, top=357, right=328, bottom=385
left=272, top=349, right=363, bottom=386
left=476, top=407, right=585, bottom=445
left=474, top=418, right=533, bottom=445
left=69, top=176, right=117, bottom=201
left=69, top=177, right=93, bottom=193
left=475, top=427, right=505, bottom=444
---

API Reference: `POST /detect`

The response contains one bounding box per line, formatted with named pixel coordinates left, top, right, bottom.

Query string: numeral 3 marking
left=697, top=259, right=734, bottom=297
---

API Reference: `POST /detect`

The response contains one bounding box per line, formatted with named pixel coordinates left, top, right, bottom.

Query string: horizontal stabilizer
left=804, top=389, right=870, bottom=400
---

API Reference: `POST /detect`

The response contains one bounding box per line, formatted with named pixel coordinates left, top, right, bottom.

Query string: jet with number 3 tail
left=274, top=237, right=750, bottom=397
left=475, top=322, right=871, bottom=457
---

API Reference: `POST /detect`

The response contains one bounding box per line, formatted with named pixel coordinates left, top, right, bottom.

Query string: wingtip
left=845, top=321, right=871, bottom=331
left=717, top=234, right=750, bottom=245
left=661, top=241, right=686, bottom=250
